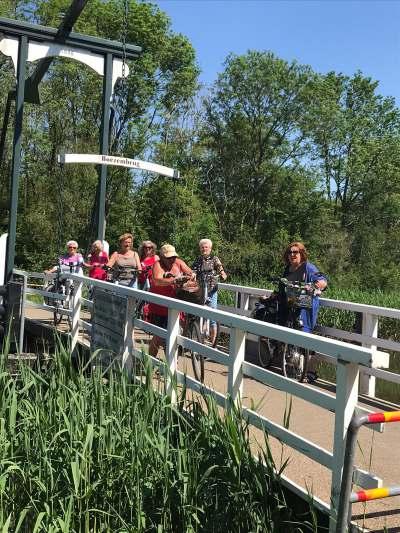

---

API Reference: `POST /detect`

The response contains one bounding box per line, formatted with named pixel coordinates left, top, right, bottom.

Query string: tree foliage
left=0, top=5, right=399, bottom=290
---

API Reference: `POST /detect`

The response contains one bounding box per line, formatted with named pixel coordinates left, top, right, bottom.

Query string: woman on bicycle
left=138, top=240, right=159, bottom=290
left=148, top=244, right=193, bottom=358
left=192, top=239, right=227, bottom=346
left=106, top=233, right=142, bottom=287
left=84, top=240, right=108, bottom=281
left=279, top=241, right=327, bottom=381
left=278, top=242, right=327, bottom=331
left=46, top=240, right=84, bottom=274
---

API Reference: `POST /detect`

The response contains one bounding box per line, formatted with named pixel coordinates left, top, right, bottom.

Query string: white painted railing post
left=70, top=279, right=82, bottom=352
left=240, top=292, right=250, bottom=313
left=228, top=326, right=246, bottom=404
left=165, top=308, right=180, bottom=404
left=360, top=313, right=378, bottom=397
left=122, top=296, right=135, bottom=373
left=19, top=272, right=28, bottom=353
left=330, top=360, right=360, bottom=533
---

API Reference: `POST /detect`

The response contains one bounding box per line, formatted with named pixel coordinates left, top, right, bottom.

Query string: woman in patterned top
left=192, top=239, right=227, bottom=345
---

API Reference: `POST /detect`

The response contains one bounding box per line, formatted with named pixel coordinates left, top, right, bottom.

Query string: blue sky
left=157, top=0, right=400, bottom=104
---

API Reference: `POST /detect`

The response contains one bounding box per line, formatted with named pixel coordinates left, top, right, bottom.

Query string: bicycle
left=252, top=277, right=322, bottom=382
left=194, top=271, right=221, bottom=349
left=103, top=265, right=139, bottom=287
left=102, top=264, right=150, bottom=321
left=172, top=273, right=208, bottom=383
left=44, top=262, right=77, bottom=329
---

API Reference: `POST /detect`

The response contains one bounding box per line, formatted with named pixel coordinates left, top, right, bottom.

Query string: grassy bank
left=0, top=347, right=317, bottom=532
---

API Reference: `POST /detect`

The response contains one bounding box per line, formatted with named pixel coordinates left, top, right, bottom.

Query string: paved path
left=25, top=308, right=400, bottom=532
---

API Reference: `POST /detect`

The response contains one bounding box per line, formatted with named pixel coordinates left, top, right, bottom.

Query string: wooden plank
left=318, top=325, right=400, bottom=354
left=177, top=335, right=230, bottom=365
left=243, top=361, right=336, bottom=412
left=243, top=407, right=333, bottom=469
left=133, top=318, right=166, bottom=339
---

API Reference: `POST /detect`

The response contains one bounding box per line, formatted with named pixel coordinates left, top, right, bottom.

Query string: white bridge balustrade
left=12, top=269, right=400, bottom=533
left=220, top=282, right=397, bottom=397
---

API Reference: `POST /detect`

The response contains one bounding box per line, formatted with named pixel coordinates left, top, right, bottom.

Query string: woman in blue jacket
left=279, top=241, right=327, bottom=332
left=278, top=241, right=327, bottom=381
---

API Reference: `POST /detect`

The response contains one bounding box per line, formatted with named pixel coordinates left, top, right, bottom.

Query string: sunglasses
left=289, top=250, right=300, bottom=255
left=68, top=246, right=77, bottom=249
left=143, top=246, right=153, bottom=249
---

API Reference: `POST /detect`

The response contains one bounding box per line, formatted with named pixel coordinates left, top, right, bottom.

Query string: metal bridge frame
left=336, top=410, right=400, bottom=532
left=0, top=12, right=141, bottom=279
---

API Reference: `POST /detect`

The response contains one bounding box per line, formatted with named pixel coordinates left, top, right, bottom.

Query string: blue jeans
left=206, top=289, right=218, bottom=326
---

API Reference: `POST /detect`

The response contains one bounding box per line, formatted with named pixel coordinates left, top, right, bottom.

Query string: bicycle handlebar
left=269, top=277, right=322, bottom=296
left=102, top=265, right=140, bottom=273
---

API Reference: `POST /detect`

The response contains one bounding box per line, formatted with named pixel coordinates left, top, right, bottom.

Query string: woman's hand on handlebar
left=313, top=279, right=327, bottom=291
left=173, top=273, right=192, bottom=285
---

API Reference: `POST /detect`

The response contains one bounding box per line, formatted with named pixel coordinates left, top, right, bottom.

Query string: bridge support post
left=228, top=327, right=246, bottom=404
left=19, top=271, right=28, bottom=353
left=359, top=313, right=378, bottom=397
left=70, top=278, right=82, bottom=352
left=165, top=308, right=180, bottom=404
left=240, top=293, right=250, bottom=314
left=330, top=360, right=359, bottom=533
left=122, top=296, right=135, bottom=372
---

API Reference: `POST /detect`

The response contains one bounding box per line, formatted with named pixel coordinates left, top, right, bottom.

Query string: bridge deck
left=24, top=308, right=400, bottom=532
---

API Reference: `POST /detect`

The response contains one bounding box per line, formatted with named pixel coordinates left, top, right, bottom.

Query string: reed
left=0, top=346, right=316, bottom=532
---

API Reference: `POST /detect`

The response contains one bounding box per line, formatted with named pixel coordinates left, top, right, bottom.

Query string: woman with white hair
left=84, top=240, right=108, bottom=281
left=192, top=239, right=227, bottom=346
left=46, top=240, right=84, bottom=274
left=138, top=240, right=159, bottom=290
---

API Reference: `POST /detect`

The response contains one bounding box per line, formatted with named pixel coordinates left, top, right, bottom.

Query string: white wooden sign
left=57, top=153, right=179, bottom=179
left=91, top=287, right=133, bottom=367
left=0, top=233, right=7, bottom=286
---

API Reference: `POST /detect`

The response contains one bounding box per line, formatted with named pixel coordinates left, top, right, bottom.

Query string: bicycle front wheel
left=188, top=319, right=204, bottom=383
left=53, top=290, right=64, bottom=325
left=258, top=337, right=274, bottom=368
left=212, top=322, right=220, bottom=349
left=53, top=305, right=63, bottom=326
left=282, top=344, right=309, bottom=382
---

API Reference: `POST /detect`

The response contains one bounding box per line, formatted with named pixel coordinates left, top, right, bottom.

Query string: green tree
left=199, top=51, right=315, bottom=241
left=303, top=72, right=400, bottom=287
left=0, top=0, right=199, bottom=267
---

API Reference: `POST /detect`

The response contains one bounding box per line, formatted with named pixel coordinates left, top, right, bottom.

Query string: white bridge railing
left=219, top=282, right=398, bottom=398
left=12, top=269, right=400, bottom=532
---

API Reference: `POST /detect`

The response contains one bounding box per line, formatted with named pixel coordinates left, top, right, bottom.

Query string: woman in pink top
left=138, top=240, right=159, bottom=290
left=85, top=240, right=108, bottom=280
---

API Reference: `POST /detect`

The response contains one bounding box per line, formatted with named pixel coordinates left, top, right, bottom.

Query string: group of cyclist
left=46, top=235, right=327, bottom=381
left=45, top=235, right=227, bottom=344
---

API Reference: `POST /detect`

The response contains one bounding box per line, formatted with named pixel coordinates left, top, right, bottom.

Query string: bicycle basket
left=175, top=280, right=204, bottom=305
left=252, top=300, right=278, bottom=323
left=285, top=286, right=313, bottom=309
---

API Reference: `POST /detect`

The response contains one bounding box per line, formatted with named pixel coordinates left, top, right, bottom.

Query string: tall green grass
left=0, top=346, right=317, bottom=532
